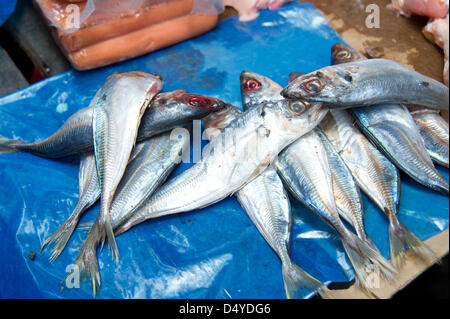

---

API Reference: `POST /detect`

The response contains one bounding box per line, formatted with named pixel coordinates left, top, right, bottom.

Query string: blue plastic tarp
left=0, top=0, right=16, bottom=26
left=0, top=2, right=448, bottom=299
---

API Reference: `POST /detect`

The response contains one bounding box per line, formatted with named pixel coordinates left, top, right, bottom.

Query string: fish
left=320, top=108, right=436, bottom=269
left=113, top=99, right=328, bottom=236
left=92, top=71, right=162, bottom=262
left=315, top=128, right=376, bottom=247
left=0, top=90, right=226, bottom=158
left=274, top=128, right=396, bottom=292
left=241, top=71, right=390, bottom=291
left=411, top=108, right=449, bottom=168
left=40, top=153, right=100, bottom=262
left=331, top=43, right=449, bottom=195
left=70, top=131, right=189, bottom=295
left=288, top=71, right=375, bottom=247
left=204, top=104, right=328, bottom=299
left=352, top=104, right=449, bottom=195
left=281, top=58, right=449, bottom=111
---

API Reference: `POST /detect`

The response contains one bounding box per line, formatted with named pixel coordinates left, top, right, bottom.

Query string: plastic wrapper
left=0, top=2, right=448, bottom=299
left=33, top=0, right=224, bottom=70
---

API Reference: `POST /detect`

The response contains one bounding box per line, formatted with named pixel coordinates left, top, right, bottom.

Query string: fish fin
left=365, top=235, right=381, bottom=255
left=281, top=262, right=330, bottom=299
left=389, top=218, right=437, bottom=269
left=40, top=211, right=81, bottom=262
left=0, top=138, right=22, bottom=155
left=104, top=217, right=120, bottom=265
left=77, top=222, right=94, bottom=232
left=342, top=232, right=397, bottom=294
left=71, top=222, right=103, bottom=297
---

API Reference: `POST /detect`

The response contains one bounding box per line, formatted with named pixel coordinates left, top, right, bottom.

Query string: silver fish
left=332, top=43, right=449, bottom=195
left=40, top=153, right=100, bottom=261
left=241, top=71, right=391, bottom=291
left=92, top=71, right=162, bottom=262
left=315, top=128, right=374, bottom=246
left=288, top=71, right=374, bottom=247
left=352, top=104, right=449, bottom=195
left=204, top=104, right=328, bottom=299
left=282, top=58, right=449, bottom=111
left=114, top=99, right=328, bottom=235
left=70, top=132, right=189, bottom=295
left=0, top=90, right=225, bottom=158
left=410, top=108, right=449, bottom=168
left=321, top=109, right=436, bottom=269
left=274, top=127, right=395, bottom=291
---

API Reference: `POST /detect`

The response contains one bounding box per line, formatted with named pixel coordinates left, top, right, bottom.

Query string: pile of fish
left=0, top=44, right=448, bottom=299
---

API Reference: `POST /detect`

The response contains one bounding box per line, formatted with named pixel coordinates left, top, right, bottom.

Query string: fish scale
left=327, top=43, right=438, bottom=268
left=411, top=109, right=449, bottom=168
left=72, top=131, right=189, bottom=295
left=240, top=70, right=393, bottom=291
left=352, top=104, right=449, bottom=195
left=202, top=104, right=327, bottom=299
left=40, top=152, right=101, bottom=261
left=315, top=128, right=369, bottom=243
left=114, top=99, right=328, bottom=239
left=282, top=58, right=449, bottom=111
left=0, top=90, right=226, bottom=158
left=92, top=72, right=163, bottom=263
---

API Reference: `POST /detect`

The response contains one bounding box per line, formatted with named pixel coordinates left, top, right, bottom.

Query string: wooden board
left=323, top=229, right=449, bottom=299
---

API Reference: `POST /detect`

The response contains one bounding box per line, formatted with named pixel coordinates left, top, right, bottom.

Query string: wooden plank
left=324, top=229, right=449, bottom=299
left=3, top=0, right=71, bottom=77
left=0, top=45, right=28, bottom=98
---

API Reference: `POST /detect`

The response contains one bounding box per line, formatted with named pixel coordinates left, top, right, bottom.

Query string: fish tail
left=71, top=222, right=103, bottom=297
left=77, top=222, right=94, bottom=232
left=388, top=215, right=437, bottom=270
left=104, top=215, right=119, bottom=265
left=0, top=138, right=23, bottom=155
left=342, top=231, right=397, bottom=293
left=365, top=235, right=381, bottom=254
left=40, top=210, right=81, bottom=262
left=281, top=261, right=330, bottom=299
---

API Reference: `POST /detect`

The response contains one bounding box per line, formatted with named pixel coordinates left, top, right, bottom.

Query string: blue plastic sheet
left=0, top=2, right=448, bottom=299
left=0, top=0, right=16, bottom=26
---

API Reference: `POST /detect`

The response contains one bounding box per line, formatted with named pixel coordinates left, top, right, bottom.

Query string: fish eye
left=289, top=101, right=307, bottom=114
left=336, top=50, right=351, bottom=60
left=189, top=97, right=210, bottom=107
left=303, top=79, right=323, bottom=93
left=245, top=79, right=262, bottom=92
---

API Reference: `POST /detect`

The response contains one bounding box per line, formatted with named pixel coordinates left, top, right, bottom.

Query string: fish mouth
left=281, top=86, right=303, bottom=100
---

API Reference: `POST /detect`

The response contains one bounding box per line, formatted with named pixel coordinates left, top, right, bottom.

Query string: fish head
left=153, top=91, right=227, bottom=119
left=240, top=71, right=283, bottom=111
left=288, top=72, right=305, bottom=83
left=331, top=43, right=365, bottom=64
left=203, top=104, right=240, bottom=129
left=281, top=68, right=336, bottom=101
left=108, top=71, right=163, bottom=115
left=263, top=99, right=328, bottom=138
